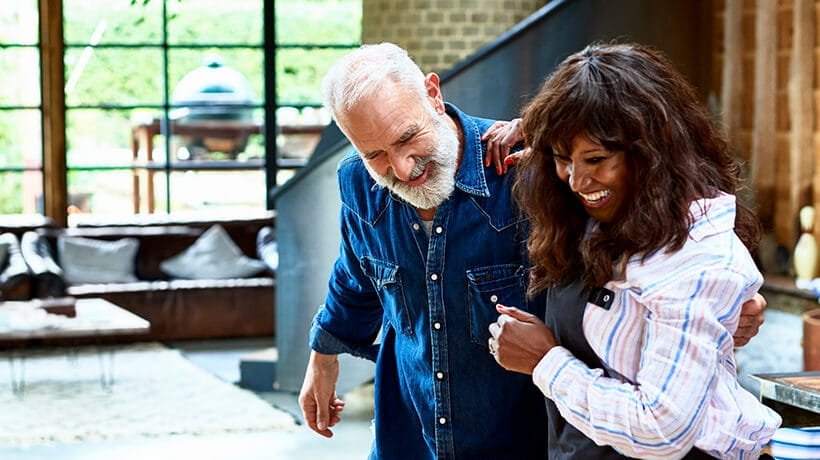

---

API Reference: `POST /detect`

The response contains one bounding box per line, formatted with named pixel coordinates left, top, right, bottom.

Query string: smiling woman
left=490, top=43, right=781, bottom=459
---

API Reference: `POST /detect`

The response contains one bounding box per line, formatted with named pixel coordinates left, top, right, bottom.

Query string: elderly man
left=299, top=43, right=766, bottom=459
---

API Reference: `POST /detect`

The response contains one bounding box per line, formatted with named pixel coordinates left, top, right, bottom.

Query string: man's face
left=337, top=78, right=460, bottom=210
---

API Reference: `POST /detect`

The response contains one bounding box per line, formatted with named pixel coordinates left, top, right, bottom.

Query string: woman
left=488, top=44, right=780, bottom=459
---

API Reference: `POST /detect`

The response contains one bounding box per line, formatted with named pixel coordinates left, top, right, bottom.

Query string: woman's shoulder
left=621, top=194, right=759, bottom=294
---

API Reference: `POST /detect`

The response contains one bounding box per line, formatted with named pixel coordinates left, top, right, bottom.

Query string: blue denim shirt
left=310, top=104, right=548, bottom=459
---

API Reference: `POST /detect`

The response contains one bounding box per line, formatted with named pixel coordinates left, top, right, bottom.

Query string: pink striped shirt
left=533, top=193, right=781, bottom=459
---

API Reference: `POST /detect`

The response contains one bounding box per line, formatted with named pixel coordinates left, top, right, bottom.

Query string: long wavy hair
left=515, top=43, right=761, bottom=293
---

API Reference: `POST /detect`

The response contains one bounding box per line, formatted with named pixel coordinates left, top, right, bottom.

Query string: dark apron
left=544, top=281, right=715, bottom=459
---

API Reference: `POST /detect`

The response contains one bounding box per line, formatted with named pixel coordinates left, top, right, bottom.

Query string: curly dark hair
left=515, top=43, right=761, bottom=294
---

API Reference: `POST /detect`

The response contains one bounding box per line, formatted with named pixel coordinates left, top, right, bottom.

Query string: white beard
left=363, top=112, right=460, bottom=210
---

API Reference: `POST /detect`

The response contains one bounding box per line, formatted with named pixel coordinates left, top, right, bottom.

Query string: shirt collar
left=446, top=103, right=491, bottom=198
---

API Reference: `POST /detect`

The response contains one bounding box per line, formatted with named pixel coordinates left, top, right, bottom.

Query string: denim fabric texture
left=310, top=104, right=549, bottom=459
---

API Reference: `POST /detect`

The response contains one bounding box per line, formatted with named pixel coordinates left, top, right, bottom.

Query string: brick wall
left=362, top=0, right=545, bottom=73
left=713, top=0, right=820, bottom=263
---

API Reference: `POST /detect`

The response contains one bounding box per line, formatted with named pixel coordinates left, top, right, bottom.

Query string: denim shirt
left=310, top=104, right=548, bottom=459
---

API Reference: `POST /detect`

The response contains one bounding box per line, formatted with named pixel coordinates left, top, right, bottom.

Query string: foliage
left=1, top=0, right=361, bottom=215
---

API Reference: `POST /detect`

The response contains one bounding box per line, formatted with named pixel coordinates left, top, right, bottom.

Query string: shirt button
left=412, top=223, right=420, bottom=231
left=433, top=322, right=442, bottom=330
left=436, top=372, right=444, bottom=380
left=435, top=226, right=443, bottom=234
left=430, top=273, right=439, bottom=281
left=490, top=295, right=498, bottom=303
left=439, top=417, right=447, bottom=425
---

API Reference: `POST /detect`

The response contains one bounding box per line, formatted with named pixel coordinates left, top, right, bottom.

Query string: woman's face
left=552, top=133, right=630, bottom=223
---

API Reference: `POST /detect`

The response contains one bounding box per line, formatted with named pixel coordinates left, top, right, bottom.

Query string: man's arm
left=300, top=205, right=384, bottom=437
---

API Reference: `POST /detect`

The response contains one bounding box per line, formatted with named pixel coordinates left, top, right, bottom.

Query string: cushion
left=0, top=239, right=8, bottom=269
left=160, top=224, right=267, bottom=279
left=58, top=235, right=139, bottom=284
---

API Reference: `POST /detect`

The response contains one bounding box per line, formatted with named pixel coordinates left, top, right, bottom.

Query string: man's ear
left=424, top=73, right=445, bottom=114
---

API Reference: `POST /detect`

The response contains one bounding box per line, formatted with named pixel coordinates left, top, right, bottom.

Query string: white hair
left=321, top=43, right=427, bottom=120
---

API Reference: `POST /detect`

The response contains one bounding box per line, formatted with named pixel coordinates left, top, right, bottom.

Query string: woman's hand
left=488, top=304, right=558, bottom=375
left=481, top=118, right=525, bottom=175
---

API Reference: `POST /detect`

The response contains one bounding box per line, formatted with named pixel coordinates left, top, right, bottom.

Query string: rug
left=0, top=343, right=297, bottom=446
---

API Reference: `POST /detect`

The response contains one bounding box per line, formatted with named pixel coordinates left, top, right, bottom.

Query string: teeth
left=579, top=190, right=610, bottom=203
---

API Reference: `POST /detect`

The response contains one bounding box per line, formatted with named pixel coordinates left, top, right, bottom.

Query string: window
left=0, top=0, right=360, bottom=223
left=0, top=1, right=43, bottom=215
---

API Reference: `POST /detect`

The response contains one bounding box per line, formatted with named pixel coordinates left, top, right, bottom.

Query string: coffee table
left=0, top=298, right=150, bottom=395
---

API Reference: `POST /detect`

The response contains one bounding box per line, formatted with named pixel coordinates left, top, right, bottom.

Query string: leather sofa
left=1, top=213, right=275, bottom=342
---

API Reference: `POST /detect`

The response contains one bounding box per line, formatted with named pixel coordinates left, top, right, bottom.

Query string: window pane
left=0, top=171, right=43, bottom=215
left=276, top=48, right=353, bottom=105
left=0, top=110, right=42, bottom=168
left=276, top=0, right=361, bottom=45
left=169, top=170, right=265, bottom=212
left=64, top=0, right=163, bottom=45
left=65, top=48, right=164, bottom=106
left=68, top=170, right=140, bottom=216
left=169, top=49, right=264, bottom=106
left=0, top=48, right=40, bottom=106
left=66, top=108, right=163, bottom=167
left=0, top=1, right=39, bottom=45
left=167, top=0, right=262, bottom=45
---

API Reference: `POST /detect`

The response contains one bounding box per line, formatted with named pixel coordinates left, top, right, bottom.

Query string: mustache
left=384, top=156, right=434, bottom=184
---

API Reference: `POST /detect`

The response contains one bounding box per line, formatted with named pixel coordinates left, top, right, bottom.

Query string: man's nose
left=387, top=150, right=416, bottom=181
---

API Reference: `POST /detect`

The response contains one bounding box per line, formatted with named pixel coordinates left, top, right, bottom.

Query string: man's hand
left=733, top=293, right=767, bottom=348
left=481, top=118, right=524, bottom=175
left=488, top=304, right=558, bottom=374
left=299, top=351, right=345, bottom=438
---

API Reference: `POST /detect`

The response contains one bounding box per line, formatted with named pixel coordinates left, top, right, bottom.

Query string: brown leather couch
left=6, top=213, right=276, bottom=342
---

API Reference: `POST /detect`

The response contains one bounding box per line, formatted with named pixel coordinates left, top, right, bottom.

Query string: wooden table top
left=0, top=298, right=150, bottom=340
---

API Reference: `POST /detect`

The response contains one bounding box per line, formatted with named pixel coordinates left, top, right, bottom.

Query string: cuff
left=532, top=345, right=584, bottom=399
left=309, top=307, right=379, bottom=362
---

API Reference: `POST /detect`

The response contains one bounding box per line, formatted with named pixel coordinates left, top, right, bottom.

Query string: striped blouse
left=533, top=193, right=781, bottom=459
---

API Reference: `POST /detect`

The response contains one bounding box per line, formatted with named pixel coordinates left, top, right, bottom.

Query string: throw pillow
left=160, top=224, right=267, bottom=279
left=0, top=238, right=9, bottom=270
left=58, top=235, right=139, bottom=284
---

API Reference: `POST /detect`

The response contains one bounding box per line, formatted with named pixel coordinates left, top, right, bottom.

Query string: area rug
left=0, top=343, right=297, bottom=446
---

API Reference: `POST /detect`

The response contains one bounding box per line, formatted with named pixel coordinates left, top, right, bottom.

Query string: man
left=299, top=43, right=766, bottom=459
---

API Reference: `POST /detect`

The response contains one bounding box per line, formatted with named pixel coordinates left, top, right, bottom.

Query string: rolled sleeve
left=310, top=305, right=380, bottom=361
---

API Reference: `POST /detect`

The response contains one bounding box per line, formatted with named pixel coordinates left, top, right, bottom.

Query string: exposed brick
left=436, top=0, right=455, bottom=8
left=398, top=27, right=413, bottom=38
left=426, top=11, right=444, bottom=22
left=418, top=26, right=434, bottom=36
left=451, top=40, right=467, bottom=50
left=471, top=12, right=489, bottom=22
left=427, top=40, right=445, bottom=50
left=462, top=26, right=480, bottom=35
left=449, top=12, right=466, bottom=22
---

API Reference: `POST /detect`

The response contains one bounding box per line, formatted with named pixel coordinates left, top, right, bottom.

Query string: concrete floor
left=0, top=338, right=375, bottom=460
left=0, top=308, right=805, bottom=459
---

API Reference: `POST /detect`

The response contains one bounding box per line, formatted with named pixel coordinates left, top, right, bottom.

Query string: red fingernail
left=485, top=158, right=490, bottom=167
left=496, top=304, right=507, bottom=310
left=496, top=167, right=502, bottom=175
left=504, top=157, right=514, bottom=165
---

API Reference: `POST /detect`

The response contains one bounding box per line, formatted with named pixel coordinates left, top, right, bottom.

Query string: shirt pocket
left=360, top=256, right=413, bottom=336
left=466, top=263, right=527, bottom=346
